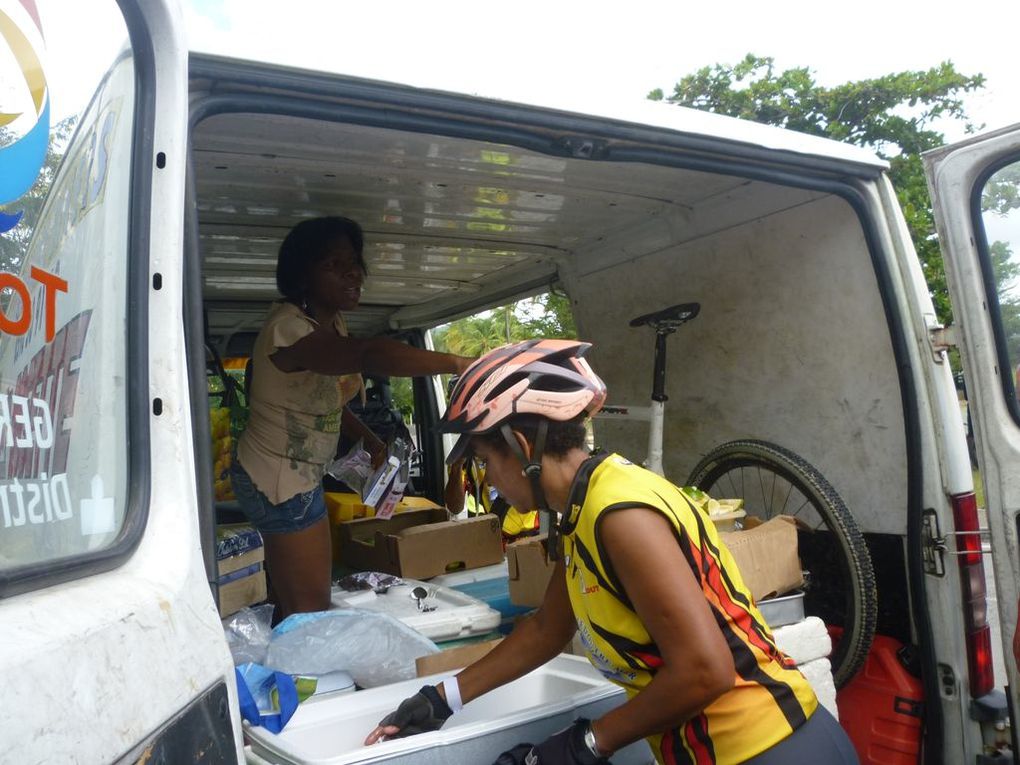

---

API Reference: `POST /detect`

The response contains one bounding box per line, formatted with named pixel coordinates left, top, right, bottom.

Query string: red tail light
left=952, top=491, right=994, bottom=697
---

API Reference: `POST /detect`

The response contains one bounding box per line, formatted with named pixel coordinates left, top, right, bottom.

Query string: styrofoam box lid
left=427, top=560, right=509, bottom=588
left=330, top=579, right=500, bottom=642
left=245, top=654, right=624, bottom=765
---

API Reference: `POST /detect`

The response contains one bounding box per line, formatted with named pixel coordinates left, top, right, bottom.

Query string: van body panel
left=573, top=188, right=907, bottom=531
left=0, top=0, right=242, bottom=760
left=925, top=123, right=1020, bottom=718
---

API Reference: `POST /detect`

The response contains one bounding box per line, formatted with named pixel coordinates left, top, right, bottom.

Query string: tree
left=0, top=116, right=78, bottom=275
left=649, top=55, right=985, bottom=326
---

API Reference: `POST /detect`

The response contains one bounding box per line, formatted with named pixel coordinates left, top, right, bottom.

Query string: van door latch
left=922, top=508, right=946, bottom=576
left=927, top=324, right=960, bottom=360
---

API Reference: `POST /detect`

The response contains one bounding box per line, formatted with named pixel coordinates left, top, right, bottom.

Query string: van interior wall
left=569, top=192, right=908, bottom=536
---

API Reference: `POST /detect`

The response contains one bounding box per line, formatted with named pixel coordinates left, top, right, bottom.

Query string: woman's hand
left=452, top=355, right=476, bottom=376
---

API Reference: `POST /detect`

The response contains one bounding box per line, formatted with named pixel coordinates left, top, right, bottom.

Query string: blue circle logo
left=0, top=1, right=49, bottom=235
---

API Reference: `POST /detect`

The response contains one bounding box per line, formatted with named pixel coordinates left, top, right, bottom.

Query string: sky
left=14, top=0, right=1016, bottom=146
left=178, top=0, right=1018, bottom=144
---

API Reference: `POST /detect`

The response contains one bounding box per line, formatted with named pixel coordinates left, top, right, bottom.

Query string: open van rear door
left=0, top=0, right=240, bottom=761
left=925, top=123, right=1020, bottom=719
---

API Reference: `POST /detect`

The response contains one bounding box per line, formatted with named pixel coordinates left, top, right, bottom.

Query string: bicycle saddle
left=629, top=302, right=700, bottom=329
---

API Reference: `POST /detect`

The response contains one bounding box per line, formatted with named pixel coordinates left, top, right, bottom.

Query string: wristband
left=441, top=677, right=463, bottom=713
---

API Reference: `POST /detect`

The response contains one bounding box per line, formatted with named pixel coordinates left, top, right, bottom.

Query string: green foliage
left=983, top=163, right=1020, bottom=217
left=432, top=291, right=578, bottom=358
left=0, top=116, right=78, bottom=275
left=989, top=240, right=1020, bottom=360
left=650, top=54, right=985, bottom=325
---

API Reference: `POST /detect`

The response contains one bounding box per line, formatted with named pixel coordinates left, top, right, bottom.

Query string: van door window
left=978, top=160, right=1020, bottom=413
left=0, top=3, right=135, bottom=583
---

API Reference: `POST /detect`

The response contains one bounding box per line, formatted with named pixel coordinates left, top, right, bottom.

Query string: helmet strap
left=499, top=420, right=561, bottom=561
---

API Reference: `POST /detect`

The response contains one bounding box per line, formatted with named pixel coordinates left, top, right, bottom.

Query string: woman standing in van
left=366, top=340, right=857, bottom=764
left=230, top=216, right=473, bottom=621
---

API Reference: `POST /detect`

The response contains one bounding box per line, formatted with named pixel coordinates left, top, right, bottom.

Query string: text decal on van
left=0, top=267, right=68, bottom=341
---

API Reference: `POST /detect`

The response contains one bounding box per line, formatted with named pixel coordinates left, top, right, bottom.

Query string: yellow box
left=325, top=491, right=373, bottom=522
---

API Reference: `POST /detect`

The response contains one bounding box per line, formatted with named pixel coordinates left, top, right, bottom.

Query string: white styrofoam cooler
left=330, top=579, right=501, bottom=643
left=245, top=654, right=655, bottom=765
left=428, top=560, right=509, bottom=588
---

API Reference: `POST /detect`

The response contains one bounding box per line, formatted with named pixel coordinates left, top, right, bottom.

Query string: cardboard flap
left=397, top=514, right=499, bottom=539
left=415, top=638, right=503, bottom=677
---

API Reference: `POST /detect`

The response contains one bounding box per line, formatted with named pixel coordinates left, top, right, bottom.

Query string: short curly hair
left=472, top=414, right=588, bottom=458
left=276, top=216, right=367, bottom=303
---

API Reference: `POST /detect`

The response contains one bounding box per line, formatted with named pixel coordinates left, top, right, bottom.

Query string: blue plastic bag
left=235, top=662, right=299, bottom=733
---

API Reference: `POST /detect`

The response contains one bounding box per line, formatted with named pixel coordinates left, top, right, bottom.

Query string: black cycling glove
left=491, top=719, right=611, bottom=765
left=376, top=684, right=454, bottom=738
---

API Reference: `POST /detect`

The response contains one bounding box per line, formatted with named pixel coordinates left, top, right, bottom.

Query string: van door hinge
left=922, top=508, right=946, bottom=576
left=928, top=324, right=960, bottom=360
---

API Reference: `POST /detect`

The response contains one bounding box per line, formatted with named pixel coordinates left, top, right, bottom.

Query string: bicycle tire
left=686, top=439, right=876, bottom=688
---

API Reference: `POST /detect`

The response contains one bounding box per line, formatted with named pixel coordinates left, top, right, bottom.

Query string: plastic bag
left=235, top=662, right=299, bottom=733
left=223, top=603, right=275, bottom=665
left=334, top=571, right=403, bottom=593
left=265, top=609, right=439, bottom=689
left=326, top=439, right=374, bottom=492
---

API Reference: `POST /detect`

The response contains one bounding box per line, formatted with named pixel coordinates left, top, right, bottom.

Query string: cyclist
left=444, top=455, right=541, bottom=540
left=365, top=339, right=857, bottom=764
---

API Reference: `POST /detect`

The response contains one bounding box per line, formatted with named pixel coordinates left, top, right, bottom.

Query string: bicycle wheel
left=686, top=439, right=876, bottom=688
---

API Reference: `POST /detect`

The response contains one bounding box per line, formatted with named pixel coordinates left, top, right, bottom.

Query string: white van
left=2, top=0, right=1019, bottom=762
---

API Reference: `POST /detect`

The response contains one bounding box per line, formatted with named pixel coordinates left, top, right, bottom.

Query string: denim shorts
left=229, top=459, right=327, bottom=534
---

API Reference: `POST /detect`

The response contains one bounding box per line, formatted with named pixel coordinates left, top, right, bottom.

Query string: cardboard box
left=218, top=571, right=268, bottom=618
left=416, top=638, right=503, bottom=676
left=718, top=515, right=803, bottom=601
left=217, top=545, right=267, bottom=618
left=507, top=535, right=556, bottom=608
left=336, top=507, right=503, bottom=580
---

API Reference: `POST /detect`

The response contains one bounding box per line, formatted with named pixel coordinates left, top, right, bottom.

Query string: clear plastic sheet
left=326, top=439, right=375, bottom=492
left=266, top=609, right=440, bottom=688
left=222, top=603, right=276, bottom=665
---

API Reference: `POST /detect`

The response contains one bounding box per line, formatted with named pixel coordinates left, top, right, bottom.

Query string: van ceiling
left=193, top=112, right=825, bottom=345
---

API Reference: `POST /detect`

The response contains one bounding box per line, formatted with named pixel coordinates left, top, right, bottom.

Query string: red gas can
left=835, top=633, right=924, bottom=765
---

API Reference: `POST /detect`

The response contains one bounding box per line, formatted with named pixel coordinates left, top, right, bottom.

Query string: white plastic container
left=245, top=654, right=654, bottom=765
left=330, top=579, right=500, bottom=643
left=427, top=559, right=509, bottom=588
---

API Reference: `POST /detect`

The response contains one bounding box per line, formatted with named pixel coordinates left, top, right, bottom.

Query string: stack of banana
left=210, top=407, right=235, bottom=501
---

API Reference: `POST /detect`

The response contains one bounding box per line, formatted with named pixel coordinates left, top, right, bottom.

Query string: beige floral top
left=237, top=301, right=364, bottom=504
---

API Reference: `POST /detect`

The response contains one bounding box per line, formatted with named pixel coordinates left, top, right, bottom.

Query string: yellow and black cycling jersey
left=562, top=452, right=817, bottom=765
left=461, top=462, right=540, bottom=539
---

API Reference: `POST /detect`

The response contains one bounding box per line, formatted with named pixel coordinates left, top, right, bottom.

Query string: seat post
left=651, top=327, right=673, bottom=403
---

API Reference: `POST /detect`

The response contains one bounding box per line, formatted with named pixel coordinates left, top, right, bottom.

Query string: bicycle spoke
left=756, top=467, right=770, bottom=517
left=724, top=471, right=740, bottom=499
left=777, top=478, right=794, bottom=516
left=788, top=497, right=812, bottom=519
